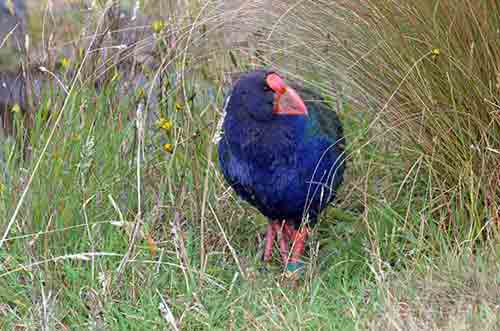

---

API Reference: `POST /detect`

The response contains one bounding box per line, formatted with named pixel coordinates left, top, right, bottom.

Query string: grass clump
left=338, top=0, right=500, bottom=237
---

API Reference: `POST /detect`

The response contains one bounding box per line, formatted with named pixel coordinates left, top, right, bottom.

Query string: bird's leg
left=274, top=221, right=289, bottom=264
left=262, top=222, right=277, bottom=262
left=283, top=222, right=295, bottom=242
left=287, top=225, right=309, bottom=273
left=263, top=221, right=308, bottom=270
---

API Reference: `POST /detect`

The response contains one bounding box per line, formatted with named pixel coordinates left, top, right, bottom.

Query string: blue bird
left=218, top=70, right=346, bottom=273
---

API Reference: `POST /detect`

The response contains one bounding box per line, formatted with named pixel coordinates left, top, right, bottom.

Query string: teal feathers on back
left=299, top=87, right=344, bottom=148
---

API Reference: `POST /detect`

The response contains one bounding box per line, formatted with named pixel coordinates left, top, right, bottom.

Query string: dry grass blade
left=209, top=203, right=246, bottom=278
left=200, top=102, right=218, bottom=272
left=0, top=252, right=122, bottom=279
left=0, top=23, right=18, bottom=49
left=82, top=195, right=97, bottom=282
left=171, top=210, right=193, bottom=292
left=156, top=289, right=180, bottom=331
left=116, top=101, right=145, bottom=282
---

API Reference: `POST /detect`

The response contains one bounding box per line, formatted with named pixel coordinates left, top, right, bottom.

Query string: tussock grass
left=343, top=0, right=500, bottom=239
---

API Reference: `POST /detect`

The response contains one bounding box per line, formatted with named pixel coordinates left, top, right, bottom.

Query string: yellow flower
left=161, top=120, right=173, bottom=130
left=156, top=117, right=173, bottom=131
left=152, top=20, right=166, bottom=34
left=11, top=103, right=20, bottom=113
left=137, top=88, right=146, bottom=99
left=175, top=103, right=183, bottom=111
left=163, top=143, right=174, bottom=153
left=431, top=48, right=440, bottom=60
left=60, top=57, right=71, bottom=69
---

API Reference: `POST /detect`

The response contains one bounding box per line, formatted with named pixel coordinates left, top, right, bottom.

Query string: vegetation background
left=0, top=0, right=499, bottom=329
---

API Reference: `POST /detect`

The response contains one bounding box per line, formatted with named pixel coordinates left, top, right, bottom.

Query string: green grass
left=0, top=0, right=499, bottom=329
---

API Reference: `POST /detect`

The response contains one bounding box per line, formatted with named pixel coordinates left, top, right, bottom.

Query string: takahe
left=218, top=70, right=345, bottom=273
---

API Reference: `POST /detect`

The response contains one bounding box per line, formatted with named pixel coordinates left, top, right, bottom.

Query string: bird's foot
left=286, top=261, right=305, bottom=272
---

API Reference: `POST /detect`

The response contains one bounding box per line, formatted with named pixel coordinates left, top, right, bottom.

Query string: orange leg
left=285, top=225, right=309, bottom=273
left=273, top=222, right=289, bottom=263
left=284, top=223, right=295, bottom=241
left=263, top=221, right=290, bottom=264
left=263, top=221, right=309, bottom=273
left=262, top=223, right=276, bottom=262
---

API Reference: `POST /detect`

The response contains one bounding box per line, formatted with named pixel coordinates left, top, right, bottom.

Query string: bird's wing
left=297, top=87, right=345, bottom=149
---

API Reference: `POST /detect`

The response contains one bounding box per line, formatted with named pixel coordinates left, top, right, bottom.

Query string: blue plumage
left=218, top=70, right=345, bottom=229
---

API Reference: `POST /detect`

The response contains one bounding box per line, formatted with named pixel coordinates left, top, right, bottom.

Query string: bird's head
left=228, top=70, right=308, bottom=122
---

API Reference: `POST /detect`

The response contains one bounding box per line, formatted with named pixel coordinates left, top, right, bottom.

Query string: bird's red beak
left=266, top=73, right=308, bottom=116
